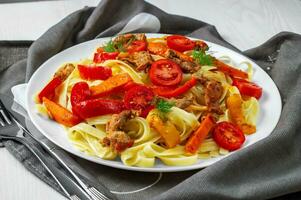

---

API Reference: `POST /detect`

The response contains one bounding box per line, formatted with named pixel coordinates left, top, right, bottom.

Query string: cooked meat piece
left=181, top=61, right=199, bottom=73
left=205, top=80, right=223, bottom=104
left=106, top=110, right=138, bottom=133
left=171, top=97, right=193, bottom=109
left=103, top=110, right=138, bottom=152
left=194, top=40, right=209, bottom=51
left=165, top=49, right=199, bottom=73
left=133, top=33, right=146, bottom=41
left=54, top=63, right=75, bottom=81
left=120, top=51, right=153, bottom=71
left=103, top=131, right=134, bottom=152
left=204, top=80, right=224, bottom=114
left=113, top=33, right=146, bottom=45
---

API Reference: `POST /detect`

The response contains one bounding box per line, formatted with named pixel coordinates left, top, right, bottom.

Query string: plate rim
left=26, top=33, right=282, bottom=172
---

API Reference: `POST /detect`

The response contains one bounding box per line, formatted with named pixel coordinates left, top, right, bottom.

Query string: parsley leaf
left=192, top=50, right=213, bottom=66
left=156, top=99, right=174, bottom=113
left=103, top=40, right=116, bottom=52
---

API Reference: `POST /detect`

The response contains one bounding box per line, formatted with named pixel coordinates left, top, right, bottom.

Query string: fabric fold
left=1, top=0, right=301, bottom=199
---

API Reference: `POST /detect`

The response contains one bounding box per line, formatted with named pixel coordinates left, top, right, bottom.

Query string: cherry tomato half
left=126, top=40, right=147, bottom=53
left=213, top=121, right=245, bottom=151
left=232, top=78, right=262, bottom=99
left=149, top=59, right=183, bottom=86
left=166, top=35, right=195, bottom=52
left=124, top=85, right=154, bottom=116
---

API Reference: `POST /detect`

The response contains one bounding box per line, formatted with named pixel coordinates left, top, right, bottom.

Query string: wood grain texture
left=0, top=0, right=300, bottom=199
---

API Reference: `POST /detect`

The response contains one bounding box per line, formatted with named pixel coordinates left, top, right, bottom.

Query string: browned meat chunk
left=172, top=97, right=193, bottom=109
left=194, top=40, right=209, bottom=51
left=54, top=63, right=75, bottom=81
left=113, top=33, right=146, bottom=45
left=102, top=131, right=134, bottom=152
left=165, top=49, right=199, bottom=73
left=103, top=110, right=138, bottom=152
left=120, top=51, right=153, bottom=71
left=205, top=80, right=223, bottom=104
left=106, top=110, right=138, bottom=132
left=204, top=80, right=224, bottom=114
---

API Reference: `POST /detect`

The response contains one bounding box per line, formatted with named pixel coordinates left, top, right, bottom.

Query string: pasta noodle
left=36, top=34, right=261, bottom=168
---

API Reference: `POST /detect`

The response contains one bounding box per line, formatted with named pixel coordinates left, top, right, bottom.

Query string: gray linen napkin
left=1, top=0, right=301, bottom=199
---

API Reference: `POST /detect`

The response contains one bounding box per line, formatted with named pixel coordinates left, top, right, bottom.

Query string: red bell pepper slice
left=93, top=52, right=119, bottom=63
left=214, top=59, right=248, bottom=79
left=153, top=77, right=197, bottom=98
left=70, top=82, right=91, bottom=116
left=232, top=78, right=262, bottom=99
left=38, top=77, right=62, bottom=103
left=78, top=65, right=112, bottom=80
left=73, top=99, right=124, bottom=119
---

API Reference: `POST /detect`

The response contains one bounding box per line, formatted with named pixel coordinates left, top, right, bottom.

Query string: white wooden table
left=0, top=0, right=300, bottom=199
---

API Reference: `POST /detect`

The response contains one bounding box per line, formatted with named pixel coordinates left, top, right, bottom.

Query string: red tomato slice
left=213, top=122, right=245, bottom=151
left=167, top=35, right=195, bottom=52
left=126, top=40, right=147, bottom=53
left=232, top=78, right=262, bottom=99
left=124, top=85, right=154, bottom=116
left=149, top=59, right=183, bottom=86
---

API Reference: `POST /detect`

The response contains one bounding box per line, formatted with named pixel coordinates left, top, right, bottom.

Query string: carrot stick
left=90, top=73, right=132, bottom=97
left=185, top=114, right=215, bottom=154
left=43, top=97, right=82, bottom=127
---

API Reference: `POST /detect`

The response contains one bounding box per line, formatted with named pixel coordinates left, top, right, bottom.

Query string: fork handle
left=12, top=137, right=92, bottom=200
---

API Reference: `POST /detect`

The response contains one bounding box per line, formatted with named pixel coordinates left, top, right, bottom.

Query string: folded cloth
left=1, top=0, right=301, bottom=199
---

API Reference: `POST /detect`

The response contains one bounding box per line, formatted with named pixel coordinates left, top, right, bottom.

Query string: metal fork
left=0, top=100, right=91, bottom=200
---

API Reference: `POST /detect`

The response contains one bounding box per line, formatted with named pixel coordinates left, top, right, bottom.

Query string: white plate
left=26, top=33, right=282, bottom=172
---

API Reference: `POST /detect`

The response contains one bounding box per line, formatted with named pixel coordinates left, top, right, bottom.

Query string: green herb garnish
left=103, top=40, right=116, bottom=52
left=192, top=50, right=213, bottom=66
left=116, top=42, right=126, bottom=52
left=156, top=99, right=174, bottom=113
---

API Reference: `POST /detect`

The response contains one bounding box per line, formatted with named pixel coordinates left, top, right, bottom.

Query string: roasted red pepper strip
left=43, top=97, right=82, bottom=127
left=232, top=78, right=262, bottom=99
left=93, top=52, right=119, bottom=63
left=78, top=65, right=112, bottom=80
left=70, top=82, right=90, bottom=115
left=38, top=77, right=62, bottom=103
left=73, top=99, right=124, bottom=119
left=153, top=77, right=197, bottom=98
left=214, top=59, right=248, bottom=79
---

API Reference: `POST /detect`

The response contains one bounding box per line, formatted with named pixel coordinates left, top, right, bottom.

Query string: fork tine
left=0, top=115, right=4, bottom=126
left=70, top=195, right=81, bottom=200
left=0, top=109, right=11, bottom=125
left=89, top=187, right=110, bottom=200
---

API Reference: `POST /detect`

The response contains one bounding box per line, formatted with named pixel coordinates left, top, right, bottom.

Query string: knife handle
left=15, top=136, right=92, bottom=200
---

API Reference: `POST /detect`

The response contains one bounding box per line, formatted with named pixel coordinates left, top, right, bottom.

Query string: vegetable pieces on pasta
left=90, top=73, right=132, bottom=97
left=43, top=97, right=82, bottom=127
left=185, top=114, right=215, bottom=154
left=226, top=94, right=256, bottom=134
